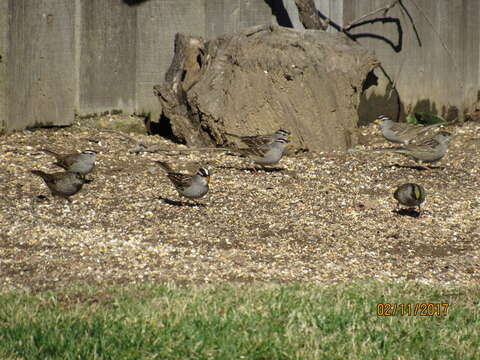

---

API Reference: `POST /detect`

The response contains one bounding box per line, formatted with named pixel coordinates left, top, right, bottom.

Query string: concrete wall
left=1, top=0, right=480, bottom=131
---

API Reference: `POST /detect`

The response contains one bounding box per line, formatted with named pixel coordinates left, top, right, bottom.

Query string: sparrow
left=394, top=183, right=426, bottom=211
left=375, top=115, right=441, bottom=144
left=41, top=149, right=97, bottom=174
left=30, top=170, right=86, bottom=202
left=156, top=161, right=210, bottom=200
left=236, top=137, right=290, bottom=167
left=375, top=131, right=452, bottom=167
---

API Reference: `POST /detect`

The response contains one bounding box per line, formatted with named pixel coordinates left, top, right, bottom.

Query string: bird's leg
left=417, top=161, right=431, bottom=171
left=55, top=192, right=73, bottom=203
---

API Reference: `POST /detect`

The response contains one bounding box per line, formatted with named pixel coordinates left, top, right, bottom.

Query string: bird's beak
left=205, top=176, right=210, bottom=183
left=374, top=119, right=380, bottom=124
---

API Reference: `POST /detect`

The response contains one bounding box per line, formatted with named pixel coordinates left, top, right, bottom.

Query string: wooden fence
left=1, top=0, right=478, bottom=132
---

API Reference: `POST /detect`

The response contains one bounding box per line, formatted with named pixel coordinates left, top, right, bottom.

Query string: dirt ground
left=0, top=117, right=479, bottom=291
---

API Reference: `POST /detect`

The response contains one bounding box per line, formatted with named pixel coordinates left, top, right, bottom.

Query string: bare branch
left=344, top=0, right=401, bottom=31
left=294, top=0, right=327, bottom=30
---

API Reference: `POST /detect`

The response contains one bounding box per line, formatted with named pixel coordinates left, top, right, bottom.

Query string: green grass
left=0, top=281, right=479, bottom=359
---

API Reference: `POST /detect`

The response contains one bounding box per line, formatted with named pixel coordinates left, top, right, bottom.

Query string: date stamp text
left=377, top=303, right=449, bottom=317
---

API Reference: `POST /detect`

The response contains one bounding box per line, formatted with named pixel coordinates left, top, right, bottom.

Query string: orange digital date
left=377, top=303, right=449, bottom=317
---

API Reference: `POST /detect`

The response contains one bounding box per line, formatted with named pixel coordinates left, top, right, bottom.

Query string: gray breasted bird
left=376, top=131, right=452, bottom=167
left=237, top=137, right=290, bottom=167
left=394, top=183, right=426, bottom=211
left=30, top=170, right=86, bottom=202
left=42, top=149, right=97, bottom=174
left=156, top=161, right=210, bottom=200
left=226, top=129, right=291, bottom=148
left=375, top=115, right=441, bottom=144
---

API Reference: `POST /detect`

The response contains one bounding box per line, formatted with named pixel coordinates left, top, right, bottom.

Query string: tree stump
left=153, top=24, right=379, bottom=151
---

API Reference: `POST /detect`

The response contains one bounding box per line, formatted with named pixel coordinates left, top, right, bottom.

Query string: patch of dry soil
left=0, top=118, right=479, bottom=291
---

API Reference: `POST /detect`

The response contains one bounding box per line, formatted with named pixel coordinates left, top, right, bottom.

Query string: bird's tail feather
left=415, top=124, right=442, bottom=137
left=53, top=161, right=68, bottom=170
left=369, top=146, right=404, bottom=152
left=224, top=132, right=243, bottom=139
left=30, top=170, right=48, bottom=179
left=41, top=149, right=60, bottom=158
left=155, top=161, right=173, bottom=172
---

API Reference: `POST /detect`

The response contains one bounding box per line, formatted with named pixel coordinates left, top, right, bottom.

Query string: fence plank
left=0, top=0, right=8, bottom=132
left=135, top=0, right=205, bottom=122
left=77, top=0, right=137, bottom=115
left=340, top=0, right=480, bottom=121
left=6, top=0, right=75, bottom=131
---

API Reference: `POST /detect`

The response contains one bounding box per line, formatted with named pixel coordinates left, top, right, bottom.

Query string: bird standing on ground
left=375, top=131, right=452, bottom=168
left=375, top=115, right=441, bottom=144
left=30, top=170, right=86, bottom=202
left=41, top=149, right=97, bottom=175
left=236, top=137, right=290, bottom=168
left=156, top=161, right=210, bottom=200
left=394, top=183, right=426, bottom=212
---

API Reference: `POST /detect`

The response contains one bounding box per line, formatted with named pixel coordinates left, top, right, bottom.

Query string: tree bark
left=153, top=25, right=379, bottom=151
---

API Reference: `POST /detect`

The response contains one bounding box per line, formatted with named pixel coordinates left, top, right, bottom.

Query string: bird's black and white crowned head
left=82, top=150, right=98, bottom=156
left=276, top=129, right=291, bottom=137
left=272, top=137, right=290, bottom=151
left=376, top=115, right=392, bottom=128
left=276, top=137, right=290, bottom=144
left=197, top=167, right=210, bottom=181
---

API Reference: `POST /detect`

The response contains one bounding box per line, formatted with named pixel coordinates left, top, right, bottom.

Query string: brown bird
left=30, top=170, right=86, bottom=202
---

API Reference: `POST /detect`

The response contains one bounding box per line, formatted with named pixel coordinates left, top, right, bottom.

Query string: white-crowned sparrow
left=377, top=131, right=452, bottom=166
left=237, top=137, right=290, bottom=167
left=30, top=170, right=86, bottom=202
left=156, top=161, right=210, bottom=200
left=394, top=183, right=426, bottom=211
left=41, top=149, right=97, bottom=174
left=375, top=115, right=441, bottom=144
left=226, top=129, right=291, bottom=147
